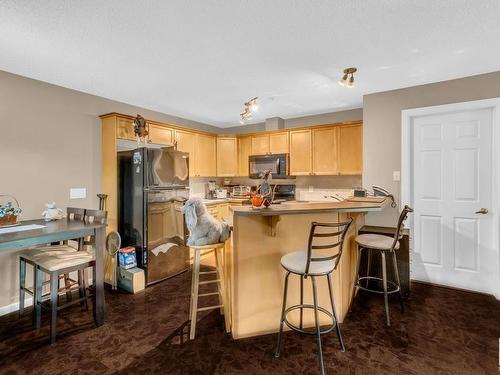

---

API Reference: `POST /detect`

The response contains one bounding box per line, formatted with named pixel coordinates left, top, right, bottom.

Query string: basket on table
left=0, top=195, right=22, bottom=227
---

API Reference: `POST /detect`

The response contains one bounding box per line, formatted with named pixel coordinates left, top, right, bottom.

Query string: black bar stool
left=275, top=218, right=353, bottom=375
left=352, top=205, right=413, bottom=326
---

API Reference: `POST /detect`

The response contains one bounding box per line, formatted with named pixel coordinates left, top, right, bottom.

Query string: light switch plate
left=308, top=185, right=314, bottom=193
left=393, top=171, right=401, bottom=181
left=70, top=188, right=87, bottom=199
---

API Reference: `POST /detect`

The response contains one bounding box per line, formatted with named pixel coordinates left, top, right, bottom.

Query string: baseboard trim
left=0, top=297, right=33, bottom=316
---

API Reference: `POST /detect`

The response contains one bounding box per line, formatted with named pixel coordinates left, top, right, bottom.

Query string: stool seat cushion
left=355, top=234, right=399, bottom=250
left=23, top=250, right=94, bottom=271
left=19, top=245, right=78, bottom=261
left=281, top=251, right=334, bottom=275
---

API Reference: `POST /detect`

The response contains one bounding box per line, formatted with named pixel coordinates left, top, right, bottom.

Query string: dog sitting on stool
left=182, top=197, right=231, bottom=246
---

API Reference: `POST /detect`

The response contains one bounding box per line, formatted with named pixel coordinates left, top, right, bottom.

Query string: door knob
left=475, top=208, right=489, bottom=214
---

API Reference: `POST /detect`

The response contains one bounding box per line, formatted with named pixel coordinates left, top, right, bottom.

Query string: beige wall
left=0, top=70, right=219, bottom=310
left=363, top=71, right=500, bottom=226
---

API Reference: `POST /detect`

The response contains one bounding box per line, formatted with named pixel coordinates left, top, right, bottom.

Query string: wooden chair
left=19, top=207, right=86, bottom=319
left=23, top=209, right=107, bottom=343
left=189, top=242, right=230, bottom=340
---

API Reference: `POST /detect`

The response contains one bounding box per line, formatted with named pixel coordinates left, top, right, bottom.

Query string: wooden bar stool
left=189, top=242, right=230, bottom=340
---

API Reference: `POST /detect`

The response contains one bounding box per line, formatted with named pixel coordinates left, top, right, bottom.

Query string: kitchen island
left=228, top=198, right=388, bottom=339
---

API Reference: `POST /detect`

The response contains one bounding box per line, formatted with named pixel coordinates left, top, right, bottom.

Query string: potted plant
left=0, top=196, right=22, bottom=227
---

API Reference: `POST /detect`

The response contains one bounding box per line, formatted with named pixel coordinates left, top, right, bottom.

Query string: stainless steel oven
left=249, top=154, right=288, bottom=179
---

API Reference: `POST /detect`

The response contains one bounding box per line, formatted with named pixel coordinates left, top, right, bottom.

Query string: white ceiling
left=1, top=1, right=500, bottom=127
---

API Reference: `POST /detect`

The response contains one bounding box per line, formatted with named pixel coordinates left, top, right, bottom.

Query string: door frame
left=401, top=98, right=500, bottom=299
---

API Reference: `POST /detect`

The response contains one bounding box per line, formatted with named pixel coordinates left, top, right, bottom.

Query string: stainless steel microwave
left=249, top=154, right=288, bottom=179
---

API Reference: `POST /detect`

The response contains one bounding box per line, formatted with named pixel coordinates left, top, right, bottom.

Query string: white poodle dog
left=182, top=197, right=231, bottom=246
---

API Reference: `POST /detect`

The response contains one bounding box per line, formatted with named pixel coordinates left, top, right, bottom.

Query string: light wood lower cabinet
left=237, top=136, right=251, bottom=176
left=217, top=137, right=238, bottom=177
left=338, top=124, right=362, bottom=175
left=148, top=124, right=174, bottom=145
left=312, top=127, right=338, bottom=175
left=289, top=129, right=312, bottom=175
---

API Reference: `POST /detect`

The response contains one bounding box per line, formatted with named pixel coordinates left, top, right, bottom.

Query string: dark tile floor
left=0, top=268, right=499, bottom=375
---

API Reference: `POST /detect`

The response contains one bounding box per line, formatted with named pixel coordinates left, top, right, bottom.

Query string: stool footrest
left=283, top=304, right=337, bottom=336
left=199, top=271, right=217, bottom=275
left=197, top=291, right=220, bottom=297
left=197, top=304, right=223, bottom=312
left=357, top=276, right=400, bottom=294
left=199, top=279, right=221, bottom=285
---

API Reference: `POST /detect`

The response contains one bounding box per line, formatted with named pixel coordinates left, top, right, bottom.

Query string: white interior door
left=411, top=108, right=497, bottom=294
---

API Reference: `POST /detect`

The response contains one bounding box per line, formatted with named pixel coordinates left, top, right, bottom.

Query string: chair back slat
left=313, top=231, right=344, bottom=238
left=67, top=207, right=85, bottom=221
left=391, top=205, right=413, bottom=250
left=311, top=240, right=343, bottom=250
left=304, top=218, right=353, bottom=276
left=84, top=209, right=107, bottom=225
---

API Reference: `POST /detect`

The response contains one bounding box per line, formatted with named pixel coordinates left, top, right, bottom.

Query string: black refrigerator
left=118, top=146, right=190, bottom=285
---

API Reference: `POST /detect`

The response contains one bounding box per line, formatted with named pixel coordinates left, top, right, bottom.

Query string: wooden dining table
left=0, top=219, right=106, bottom=326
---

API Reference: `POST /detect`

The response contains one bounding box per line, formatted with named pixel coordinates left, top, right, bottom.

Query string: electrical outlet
left=70, top=188, right=86, bottom=199
left=393, top=171, right=401, bottom=182
left=308, top=185, right=314, bottom=193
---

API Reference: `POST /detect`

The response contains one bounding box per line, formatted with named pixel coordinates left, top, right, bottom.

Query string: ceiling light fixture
left=338, top=67, right=357, bottom=88
left=239, top=97, right=259, bottom=124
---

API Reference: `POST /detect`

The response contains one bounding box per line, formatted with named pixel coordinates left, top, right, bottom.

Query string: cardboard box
left=117, top=267, right=145, bottom=294
left=118, top=246, right=137, bottom=269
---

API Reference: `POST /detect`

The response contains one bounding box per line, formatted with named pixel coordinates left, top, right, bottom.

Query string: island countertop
left=231, top=198, right=388, bottom=216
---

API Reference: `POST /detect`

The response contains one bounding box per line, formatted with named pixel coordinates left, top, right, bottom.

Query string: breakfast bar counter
left=228, top=198, right=388, bottom=339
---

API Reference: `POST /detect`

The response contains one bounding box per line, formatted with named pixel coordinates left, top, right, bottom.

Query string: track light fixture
left=338, top=67, right=357, bottom=88
left=239, top=97, right=259, bottom=124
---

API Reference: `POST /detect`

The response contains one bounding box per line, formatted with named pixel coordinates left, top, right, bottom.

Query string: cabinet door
left=218, top=203, right=230, bottom=221
left=217, top=137, right=238, bottom=177
left=289, top=130, right=312, bottom=175
left=338, top=124, right=362, bottom=175
left=251, top=134, right=270, bottom=155
left=238, top=136, right=252, bottom=176
left=312, top=127, right=338, bottom=175
left=148, top=124, right=173, bottom=145
left=175, top=130, right=197, bottom=176
left=116, top=118, right=135, bottom=140
left=269, top=132, right=289, bottom=154
left=196, top=134, right=217, bottom=177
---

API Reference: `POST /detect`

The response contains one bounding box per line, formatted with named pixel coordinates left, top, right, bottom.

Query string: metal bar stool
left=352, top=205, right=413, bottom=326
left=275, top=218, right=353, bottom=375
left=189, top=242, right=230, bottom=340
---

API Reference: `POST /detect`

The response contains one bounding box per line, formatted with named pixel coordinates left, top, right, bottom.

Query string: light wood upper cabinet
left=289, top=129, right=312, bottom=175
left=116, top=118, right=135, bottom=140
left=196, top=133, right=217, bottom=177
left=238, top=136, right=251, bottom=176
left=250, top=134, right=270, bottom=155
left=269, top=132, right=289, bottom=154
left=175, top=129, right=197, bottom=175
left=148, top=124, right=173, bottom=145
left=338, top=124, right=362, bottom=175
left=217, top=137, right=238, bottom=177
left=312, top=127, right=338, bottom=175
